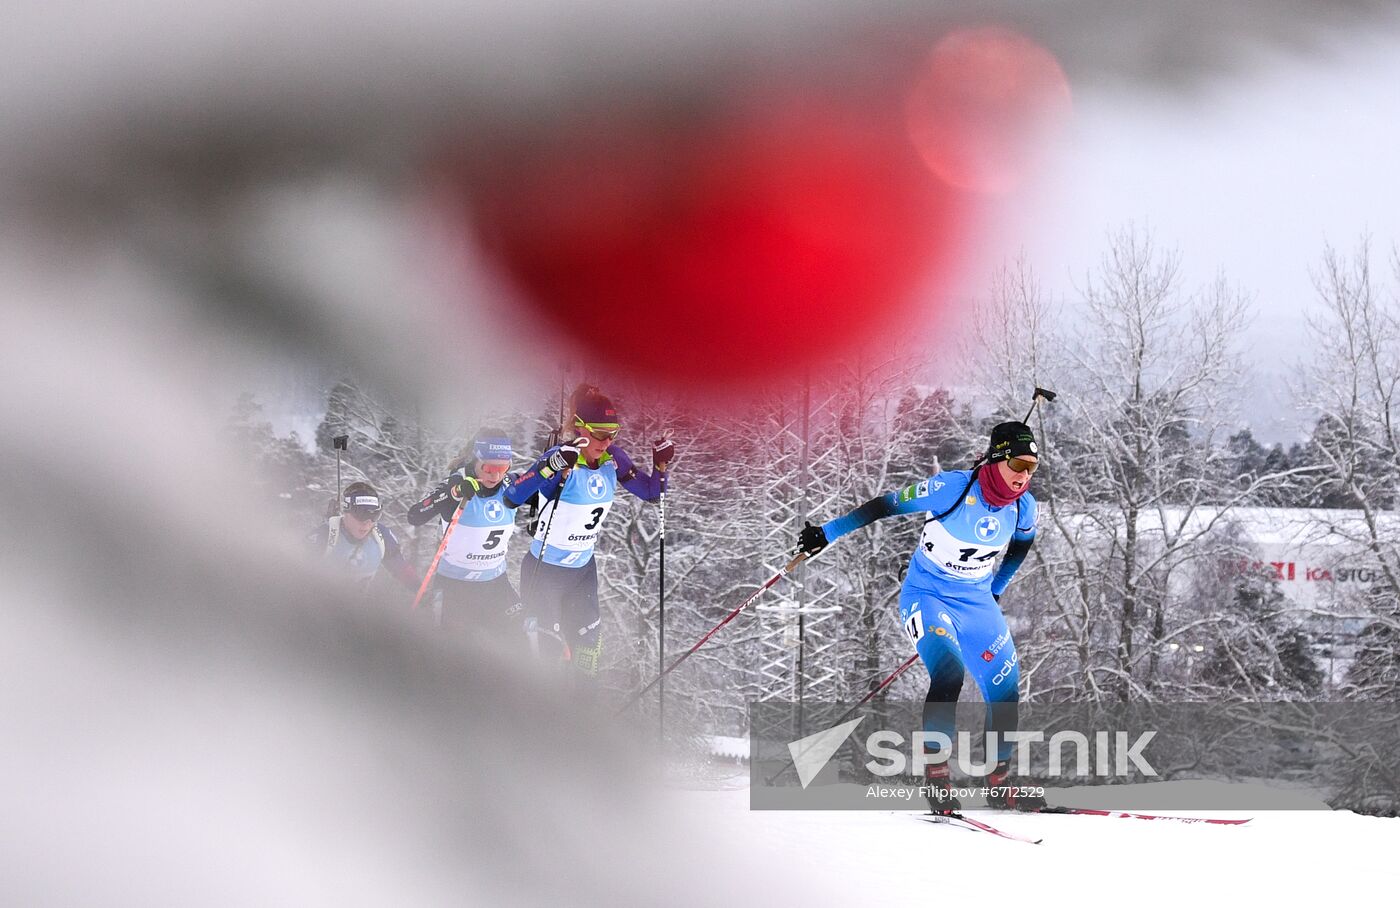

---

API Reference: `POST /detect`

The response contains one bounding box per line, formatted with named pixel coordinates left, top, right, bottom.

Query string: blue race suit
left=406, top=471, right=524, bottom=648
left=506, top=443, right=666, bottom=674
left=822, top=469, right=1036, bottom=762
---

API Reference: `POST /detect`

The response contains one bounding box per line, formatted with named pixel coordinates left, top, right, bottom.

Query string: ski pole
left=658, top=488, right=667, bottom=740
left=764, top=651, right=920, bottom=786
left=618, top=549, right=809, bottom=713
left=845, top=652, right=919, bottom=718
left=333, top=434, right=349, bottom=506
left=411, top=496, right=467, bottom=611
left=1020, top=387, right=1057, bottom=424
left=523, top=437, right=579, bottom=663
left=525, top=618, right=573, bottom=663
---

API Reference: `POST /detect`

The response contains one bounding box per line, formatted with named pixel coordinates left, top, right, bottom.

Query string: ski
left=1038, top=807, right=1251, bottom=826
left=917, top=813, right=1043, bottom=845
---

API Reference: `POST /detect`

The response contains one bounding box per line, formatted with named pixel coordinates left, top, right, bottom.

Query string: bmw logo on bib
left=975, top=516, right=1000, bottom=541
left=484, top=499, right=504, bottom=521
left=587, top=472, right=608, bottom=500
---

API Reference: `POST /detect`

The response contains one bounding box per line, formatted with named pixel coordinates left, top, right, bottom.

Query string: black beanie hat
left=986, top=421, right=1038, bottom=463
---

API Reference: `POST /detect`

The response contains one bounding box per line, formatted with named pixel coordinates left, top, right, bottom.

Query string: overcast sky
left=240, top=27, right=1400, bottom=444
left=988, top=26, right=1400, bottom=442
left=8, top=2, right=1400, bottom=446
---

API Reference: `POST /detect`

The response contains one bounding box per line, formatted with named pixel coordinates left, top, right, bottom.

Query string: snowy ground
left=665, top=772, right=1400, bottom=905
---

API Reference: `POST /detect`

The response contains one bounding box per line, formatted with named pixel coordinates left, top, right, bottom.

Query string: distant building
left=1204, top=507, right=1397, bottom=608
left=1041, top=506, right=1397, bottom=687
left=1044, top=506, right=1396, bottom=606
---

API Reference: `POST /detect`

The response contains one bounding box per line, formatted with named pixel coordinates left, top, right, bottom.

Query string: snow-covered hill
left=667, top=774, right=1400, bottom=905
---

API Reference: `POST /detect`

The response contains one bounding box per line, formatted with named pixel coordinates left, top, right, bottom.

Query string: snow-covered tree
left=1198, top=566, right=1324, bottom=697
left=1341, top=588, right=1400, bottom=699
left=972, top=229, right=1312, bottom=701
left=1295, top=241, right=1400, bottom=606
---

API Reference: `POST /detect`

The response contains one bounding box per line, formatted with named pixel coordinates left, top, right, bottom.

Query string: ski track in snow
left=668, top=778, right=1400, bottom=905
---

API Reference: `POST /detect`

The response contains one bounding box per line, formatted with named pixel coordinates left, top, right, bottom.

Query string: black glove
left=545, top=444, right=581, bottom=474
left=797, top=521, right=829, bottom=557
left=449, top=475, right=482, bottom=501
left=653, top=438, right=676, bottom=471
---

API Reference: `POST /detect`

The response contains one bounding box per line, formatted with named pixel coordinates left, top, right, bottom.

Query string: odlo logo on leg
left=991, top=650, right=1018, bottom=686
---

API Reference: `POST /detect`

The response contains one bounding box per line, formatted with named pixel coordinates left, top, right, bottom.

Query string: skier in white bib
left=506, top=385, right=675, bottom=678
left=796, top=421, right=1046, bottom=813
left=406, top=429, right=524, bottom=651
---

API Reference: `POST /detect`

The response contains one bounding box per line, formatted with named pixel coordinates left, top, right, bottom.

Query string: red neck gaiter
left=978, top=463, right=1026, bottom=507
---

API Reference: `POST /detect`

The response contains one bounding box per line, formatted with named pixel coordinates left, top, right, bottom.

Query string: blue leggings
left=898, top=578, right=1020, bottom=762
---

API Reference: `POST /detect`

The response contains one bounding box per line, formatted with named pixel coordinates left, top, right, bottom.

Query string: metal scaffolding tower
left=754, top=377, right=845, bottom=740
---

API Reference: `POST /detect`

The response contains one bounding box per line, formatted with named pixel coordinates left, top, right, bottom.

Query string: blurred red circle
left=450, top=83, right=971, bottom=388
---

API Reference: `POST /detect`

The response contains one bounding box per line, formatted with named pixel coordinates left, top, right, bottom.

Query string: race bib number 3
left=538, top=500, right=613, bottom=551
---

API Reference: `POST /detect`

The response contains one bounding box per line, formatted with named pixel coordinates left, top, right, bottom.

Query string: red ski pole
left=764, top=651, right=921, bottom=786
left=618, top=550, right=809, bottom=712
left=411, top=496, right=468, bottom=611
left=843, top=653, right=920, bottom=717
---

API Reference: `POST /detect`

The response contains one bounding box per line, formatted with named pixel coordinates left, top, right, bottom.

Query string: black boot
left=923, top=763, right=961, bottom=816
left=983, top=760, right=1047, bottom=812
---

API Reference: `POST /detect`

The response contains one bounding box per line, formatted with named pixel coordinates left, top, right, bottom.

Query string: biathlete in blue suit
left=406, top=428, right=524, bottom=652
left=796, top=421, right=1047, bottom=813
left=505, top=385, right=675, bottom=678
